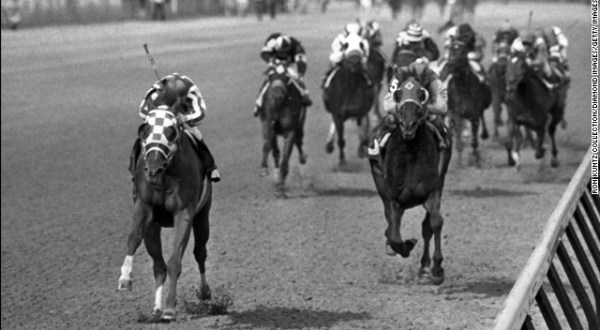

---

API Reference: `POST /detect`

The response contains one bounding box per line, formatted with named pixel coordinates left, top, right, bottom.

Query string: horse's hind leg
left=193, top=204, right=212, bottom=300
left=163, top=211, right=194, bottom=322
left=470, top=118, right=481, bottom=167
left=422, top=190, right=445, bottom=285
left=118, top=202, right=150, bottom=291
left=144, top=221, right=167, bottom=318
left=276, top=132, right=296, bottom=197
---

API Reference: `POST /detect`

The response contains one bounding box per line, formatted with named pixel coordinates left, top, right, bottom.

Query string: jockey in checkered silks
left=253, top=33, right=312, bottom=117
left=131, top=73, right=221, bottom=182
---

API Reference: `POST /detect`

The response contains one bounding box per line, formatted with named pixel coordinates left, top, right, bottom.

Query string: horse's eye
left=164, top=126, right=178, bottom=143
left=138, top=123, right=152, bottom=139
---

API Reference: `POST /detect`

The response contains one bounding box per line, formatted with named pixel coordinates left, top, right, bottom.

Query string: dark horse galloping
left=118, top=102, right=212, bottom=322
left=324, top=39, right=375, bottom=166
left=444, top=39, right=491, bottom=166
left=487, top=40, right=512, bottom=139
left=259, top=60, right=307, bottom=196
left=504, top=52, right=567, bottom=169
left=370, top=74, right=452, bottom=285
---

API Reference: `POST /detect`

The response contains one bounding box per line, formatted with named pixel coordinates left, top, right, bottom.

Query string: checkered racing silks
left=142, top=106, right=180, bottom=160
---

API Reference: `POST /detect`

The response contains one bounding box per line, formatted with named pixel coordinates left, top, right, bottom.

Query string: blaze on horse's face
left=138, top=106, right=181, bottom=184
left=265, top=62, right=290, bottom=110
left=392, top=77, right=430, bottom=140
left=494, top=41, right=512, bottom=68
left=505, top=52, right=528, bottom=92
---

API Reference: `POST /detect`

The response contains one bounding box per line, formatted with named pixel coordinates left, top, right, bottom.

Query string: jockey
left=135, top=73, right=221, bottom=182
left=541, top=26, right=570, bottom=85
left=361, top=19, right=383, bottom=50
left=368, top=62, right=450, bottom=159
left=491, top=20, right=519, bottom=62
left=437, top=23, right=487, bottom=83
left=510, top=29, right=568, bottom=86
left=322, top=22, right=372, bottom=89
left=392, top=22, right=440, bottom=64
left=254, top=33, right=312, bottom=117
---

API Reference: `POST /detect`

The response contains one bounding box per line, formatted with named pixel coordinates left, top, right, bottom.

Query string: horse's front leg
left=421, top=189, right=445, bottom=285
left=387, top=201, right=416, bottom=258
left=260, top=120, right=273, bottom=176
left=451, top=115, right=464, bottom=167
left=118, top=201, right=151, bottom=291
left=335, top=116, right=346, bottom=166
left=277, top=131, right=296, bottom=197
left=162, top=209, right=194, bottom=322
left=534, top=127, right=546, bottom=160
left=547, top=113, right=561, bottom=168
left=470, top=118, right=481, bottom=167
left=143, top=220, right=167, bottom=318
left=325, top=120, right=336, bottom=154
left=356, top=114, right=370, bottom=159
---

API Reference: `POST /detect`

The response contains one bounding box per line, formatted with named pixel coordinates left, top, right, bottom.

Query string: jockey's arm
left=178, top=85, right=206, bottom=126
left=329, top=35, right=345, bottom=65
left=425, top=79, right=448, bottom=116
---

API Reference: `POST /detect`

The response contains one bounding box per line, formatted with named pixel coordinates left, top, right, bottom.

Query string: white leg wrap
left=119, top=255, right=133, bottom=281
left=154, top=285, right=164, bottom=311
left=327, top=122, right=336, bottom=142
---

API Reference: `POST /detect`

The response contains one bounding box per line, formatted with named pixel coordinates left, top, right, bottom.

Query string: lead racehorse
left=118, top=100, right=213, bottom=322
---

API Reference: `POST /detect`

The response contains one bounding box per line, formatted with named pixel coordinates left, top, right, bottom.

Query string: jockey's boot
left=253, top=104, right=262, bottom=117
left=368, top=115, right=396, bottom=163
left=426, top=118, right=449, bottom=150
left=194, top=139, right=221, bottom=182
left=322, top=66, right=336, bottom=89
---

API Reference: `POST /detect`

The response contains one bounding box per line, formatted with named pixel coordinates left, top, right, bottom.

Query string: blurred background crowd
left=0, top=0, right=587, bottom=30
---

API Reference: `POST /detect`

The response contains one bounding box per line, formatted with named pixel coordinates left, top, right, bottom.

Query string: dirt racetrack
left=0, top=2, right=592, bottom=329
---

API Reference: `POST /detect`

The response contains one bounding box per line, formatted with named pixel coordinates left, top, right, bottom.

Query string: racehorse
left=504, top=52, right=567, bottom=169
left=445, top=39, right=491, bottom=166
left=323, top=34, right=375, bottom=166
left=259, top=60, right=307, bottom=196
left=118, top=102, right=213, bottom=322
left=369, top=74, right=452, bottom=285
left=487, top=40, right=513, bottom=139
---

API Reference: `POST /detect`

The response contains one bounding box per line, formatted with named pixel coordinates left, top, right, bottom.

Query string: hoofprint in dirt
left=1, top=2, right=589, bottom=329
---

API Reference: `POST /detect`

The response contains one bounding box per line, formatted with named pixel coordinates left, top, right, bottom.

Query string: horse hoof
left=535, top=148, right=546, bottom=159
left=551, top=158, right=559, bottom=168
left=325, top=143, right=334, bottom=154
left=430, top=268, right=445, bottom=285
left=299, top=153, right=308, bottom=165
left=481, top=132, right=489, bottom=140
left=385, top=244, right=397, bottom=256
left=117, top=279, right=132, bottom=291
left=151, top=308, right=162, bottom=320
left=161, top=309, right=176, bottom=322
left=418, top=267, right=431, bottom=278
left=199, top=284, right=212, bottom=300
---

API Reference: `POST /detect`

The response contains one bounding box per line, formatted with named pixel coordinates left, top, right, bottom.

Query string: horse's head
left=341, top=34, right=366, bottom=73
left=264, top=60, right=291, bottom=110
left=447, top=40, right=469, bottom=67
left=390, top=76, right=429, bottom=140
left=493, top=41, right=512, bottom=68
left=505, top=52, right=528, bottom=92
left=138, top=102, right=182, bottom=185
